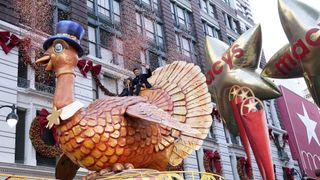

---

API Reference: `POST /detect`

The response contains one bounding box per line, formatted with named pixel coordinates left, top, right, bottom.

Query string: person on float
left=129, top=63, right=152, bottom=96
left=119, top=78, right=132, bottom=97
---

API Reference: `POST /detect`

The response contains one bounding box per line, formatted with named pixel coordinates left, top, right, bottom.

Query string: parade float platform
left=0, top=169, right=224, bottom=180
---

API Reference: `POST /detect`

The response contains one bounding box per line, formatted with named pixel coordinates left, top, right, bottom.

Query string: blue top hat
left=43, top=20, right=85, bottom=57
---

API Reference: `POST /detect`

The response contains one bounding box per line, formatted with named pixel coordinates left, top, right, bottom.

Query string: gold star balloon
left=205, top=24, right=282, bottom=136
left=261, top=0, right=320, bottom=106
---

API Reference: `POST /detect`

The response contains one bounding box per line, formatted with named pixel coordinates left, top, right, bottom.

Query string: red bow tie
left=77, top=59, right=102, bottom=77
left=0, top=31, right=20, bottom=54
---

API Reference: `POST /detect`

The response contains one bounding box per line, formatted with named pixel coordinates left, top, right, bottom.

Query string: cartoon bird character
left=35, top=20, right=213, bottom=179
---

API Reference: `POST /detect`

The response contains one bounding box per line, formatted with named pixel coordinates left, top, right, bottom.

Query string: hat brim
left=43, top=35, right=84, bottom=57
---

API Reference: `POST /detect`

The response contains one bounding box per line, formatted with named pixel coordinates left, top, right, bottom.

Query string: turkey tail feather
left=147, top=61, right=213, bottom=166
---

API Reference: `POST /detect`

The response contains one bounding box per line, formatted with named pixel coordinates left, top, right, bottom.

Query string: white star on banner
left=296, top=104, right=320, bottom=146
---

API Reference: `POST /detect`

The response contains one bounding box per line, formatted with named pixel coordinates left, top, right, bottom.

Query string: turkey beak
left=35, top=55, right=52, bottom=71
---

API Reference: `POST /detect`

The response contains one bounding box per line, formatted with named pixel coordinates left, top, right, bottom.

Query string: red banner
left=277, top=86, right=320, bottom=178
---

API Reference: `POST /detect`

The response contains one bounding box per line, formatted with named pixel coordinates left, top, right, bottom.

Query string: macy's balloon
left=204, top=24, right=281, bottom=180
left=261, top=0, right=320, bottom=106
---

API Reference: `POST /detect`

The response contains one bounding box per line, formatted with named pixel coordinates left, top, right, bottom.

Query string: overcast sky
left=249, top=0, right=318, bottom=96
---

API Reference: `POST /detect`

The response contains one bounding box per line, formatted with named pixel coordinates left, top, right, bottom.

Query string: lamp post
left=0, top=104, right=18, bottom=127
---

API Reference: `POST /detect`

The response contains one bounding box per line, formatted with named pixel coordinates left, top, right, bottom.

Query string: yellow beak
left=35, top=55, right=52, bottom=70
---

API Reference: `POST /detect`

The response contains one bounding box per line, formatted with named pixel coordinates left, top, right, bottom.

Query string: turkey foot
left=111, top=162, right=134, bottom=173
left=84, top=163, right=134, bottom=180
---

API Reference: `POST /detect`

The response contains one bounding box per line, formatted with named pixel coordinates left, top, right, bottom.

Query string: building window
left=100, top=29, right=112, bottom=48
left=227, top=36, right=235, bottom=45
left=142, top=0, right=158, bottom=8
left=152, top=0, right=159, bottom=11
left=94, top=76, right=119, bottom=98
left=88, top=0, right=121, bottom=23
left=148, top=51, right=160, bottom=70
left=142, top=0, right=150, bottom=4
left=207, top=124, right=216, bottom=139
left=230, top=134, right=241, bottom=146
left=200, top=0, right=216, bottom=18
left=98, top=0, right=110, bottom=18
left=223, top=13, right=240, bottom=33
left=113, top=1, right=120, bottom=23
left=17, top=52, right=29, bottom=88
left=57, top=8, right=70, bottom=22
left=171, top=3, right=192, bottom=31
left=87, top=0, right=94, bottom=9
left=136, top=12, right=142, bottom=33
left=177, top=6, right=186, bottom=26
left=200, top=0, right=208, bottom=13
left=208, top=4, right=217, bottom=18
left=175, top=34, right=196, bottom=58
left=15, top=108, right=26, bottom=164
left=88, top=25, right=116, bottom=64
left=175, top=34, right=180, bottom=48
left=144, top=17, right=155, bottom=40
left=182, top=37, right=191, bottom=57
left=224, top=126, right=230, bottom=143
left=170, top=3, right=175, bottom=20
left=156, top=23, right=164, bottom=49
left=88, top=26, right=97, bottom=57
left=203, top=22, right=221, bottom=39
left=136, top=13, right=164, bottom=49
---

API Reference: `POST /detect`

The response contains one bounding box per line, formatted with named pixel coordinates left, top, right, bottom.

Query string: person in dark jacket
left=129, top=64, right=152, bottom=96
left=119, top=78, right=132, bottom=97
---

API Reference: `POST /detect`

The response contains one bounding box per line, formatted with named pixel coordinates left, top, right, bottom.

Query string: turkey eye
left=54, top=43, right=64, bottom=53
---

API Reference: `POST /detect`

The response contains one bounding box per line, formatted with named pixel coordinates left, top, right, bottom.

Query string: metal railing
left=35, top=82, right=55, bottom=94
left=17, top=77, right=30, bottom=88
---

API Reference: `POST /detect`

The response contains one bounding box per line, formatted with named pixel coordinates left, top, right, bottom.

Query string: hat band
left=56, top=33, right=80, bottom=43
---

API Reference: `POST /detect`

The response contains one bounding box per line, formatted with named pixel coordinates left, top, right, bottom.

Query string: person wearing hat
left=129, top=63, right=152, bottom=96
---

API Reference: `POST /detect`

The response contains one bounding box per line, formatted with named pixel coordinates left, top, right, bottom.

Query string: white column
left=24, top=102, right=36, bottom=166
left=230, top=153, right=240, bottom=180
left=28, top=64, right=35, bottom=89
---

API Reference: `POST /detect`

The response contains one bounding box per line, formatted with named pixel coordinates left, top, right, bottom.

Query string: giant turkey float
left=33, top=0, right=320, bottom=178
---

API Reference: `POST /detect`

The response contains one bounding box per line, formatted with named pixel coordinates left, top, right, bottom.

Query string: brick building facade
left=0, top=0, right=299, bottom=179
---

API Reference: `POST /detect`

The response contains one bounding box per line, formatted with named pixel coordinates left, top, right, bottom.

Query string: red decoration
left=77, top=59, right=102, bottom=77
left=38, top=109, right=59, bottom=144
left=269, top=129, right=289, bottom=151
left=284, top=167, right=294, bottom=180
left=230, top=95, right=252, bottom=168
left=203, top=149, right=222, bottom=175
left=237, top=157, right=253, bottom=180
left=211, top=107, right=221, bottom=122
left=282, top=133, right=289, bottom=142
left=77, top=59, right=115, bottom=96
left=29, top=111, right=62, bottom=158
left=0, top=31, right=20, bottom=54
left=18, top=38, right=38, bottom=70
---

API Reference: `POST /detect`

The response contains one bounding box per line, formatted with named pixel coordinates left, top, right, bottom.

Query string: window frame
left=88, top=0, right=121, bottom=23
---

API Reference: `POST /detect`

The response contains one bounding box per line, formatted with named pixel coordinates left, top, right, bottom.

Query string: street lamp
left=0, top=104, right=18, bottom=128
